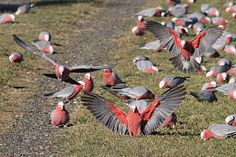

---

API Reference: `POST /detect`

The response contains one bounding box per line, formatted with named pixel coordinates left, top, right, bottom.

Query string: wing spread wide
left=81, top=93, right=128, bottom=134
left=143, top=85, right=186, bottom=134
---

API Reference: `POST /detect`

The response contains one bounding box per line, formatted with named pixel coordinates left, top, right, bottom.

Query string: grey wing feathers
left=216, top=83, right=236, bottom=95
left=44, top=85, right=75, bottom=98
left=194, top=27, right=223, bottom=57
left=113, top=73, right=125, bottom=84
left=69, top=64, right=116, bottom=73
left=145, top=21, right=181, bottom=56
left=13, top=34, right=57, bottom=65
left=135, top=8, right=157, bottom=17
left=81, top=93, right=128, bottom=135
left=208, top=124, right=236, bottom=138
left=143, top=85, right=186, bottom=134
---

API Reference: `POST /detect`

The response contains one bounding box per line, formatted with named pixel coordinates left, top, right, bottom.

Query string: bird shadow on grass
left=0, top=0, right=94, bottom=12
left=150, top=130, right=199, bottom=137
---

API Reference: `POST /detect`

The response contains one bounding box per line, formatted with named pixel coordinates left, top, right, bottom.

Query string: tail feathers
left=44, top=92, right=55, bottom=98
left=169, top=55, right=200, bottom=73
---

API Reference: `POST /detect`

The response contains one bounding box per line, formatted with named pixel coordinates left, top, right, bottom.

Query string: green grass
left=61, top=0, right=236, bottom=156
left=0, top=1, right=102, bottom=134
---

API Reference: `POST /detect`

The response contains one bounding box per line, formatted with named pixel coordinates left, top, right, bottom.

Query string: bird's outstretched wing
left=145, top=20, right=181, bottom=56
left=43, top=73, right=79, bottom=84
left=68, top=64, right=116, bottom=73
left=142, top=85, right=186, bottom=135
left=81, top=93, right=128, bottom=135
left=13, top=34, right=57, bottom=65
left=191, top=26, right=223, bottom=57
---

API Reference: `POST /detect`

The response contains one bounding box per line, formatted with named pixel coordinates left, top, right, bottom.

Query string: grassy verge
left=0, top=0, right=103, bottom=135
left=62, top=0, right=236, bottom=156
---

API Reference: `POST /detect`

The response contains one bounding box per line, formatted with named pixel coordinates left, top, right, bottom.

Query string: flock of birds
left=5, top=0, right=236, bottom=140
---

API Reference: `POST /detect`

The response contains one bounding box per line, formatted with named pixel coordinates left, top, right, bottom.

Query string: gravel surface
left=0, top=0, right=144, bottom=156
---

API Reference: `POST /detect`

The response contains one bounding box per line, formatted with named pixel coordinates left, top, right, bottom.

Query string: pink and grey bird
left=204, top=7, right=220, bottom=17
left=38, top=32, right=52, bottom=42
left=159, top=76, right=189, bottom=88
left=201, top=124, right=236, bottom=140
left=13, top=35, right=115, bottom=84
left=15, top=3, right=34, bottom=15
left=201, top=81, right=216, bottom=90
left=32, top=40, right=54, bottom=54
left=101, top=84, right=155, bottom=100
left=44, top=73, right=93, bottom=100
left=133, top=56, right=159, bottom=73
left=51, top=101, right=69, bottom=127
left=168, top=4, right=187, bottom=18
left=102, top=68, right=124, bottom=86
left=224, top=45, right=236, bottom=55
left=211, top=17, right=228, bottom=25
left=226, top=5, right=236, bottom=14
left=206, top=65, right=231, bottom=78
left=140, top=40, right=163, bottom=52
left=145, top=20, right=223, bottom=72
left=0, top=14, right=15, bottom=24
left=132, top=16, right=146, bottom=36
left=9, top=52, right=23, bottom=63
left=190, top=89, right=217, bottom=102
left=81, top=85, right=186, bottom=136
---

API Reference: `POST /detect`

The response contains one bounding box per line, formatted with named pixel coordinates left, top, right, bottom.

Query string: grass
left=0, top=0, right=103, bottom=135
left=61, top=0, right=236, bottom=156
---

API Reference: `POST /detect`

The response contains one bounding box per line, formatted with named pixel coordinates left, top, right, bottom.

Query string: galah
left=206, top=65, right=231, bottom=78
left=102, top=68, right=124, bottom=86
left=190, top=90, right=217, bottom=102
left=171, top=17, right=196, bottom=27
left=227, top=67, right=236, bottom=75
left=192, top=22, right=205, bottom=35
left=211, top=17, right=228, bottom=25
left=204, top=7, right=220, bottom=17
left=32, top=40, right=54, bottom=54
left=225, top=114, right=236, bottom=126
left=160, top=113, right=177, bottom=129
left=214, top=82, right=236, bottom=95
left=145, top=20, right=223, bottom=72
left=212, top=33, right=231, bottom=51
left=39, top=32, right=51, bottom=42
left=131, top=16, right=146, bottom=36
left=228, top=76, right=236, bottom=83
left=224, top=44, right=236, bottom=55
left=140, top=40, right=163, bottom=52
left=15, top=3, right=35, bottom=15
left=216, top=73, right=228, bottom=84
left=133, top=56, right=159, bottom=73
left=227, top=88, right=236, bottom=100
left=134, top=7, right=166, bottom=17
left=159, top=76, right=189, bottom=88
left=51, top=101, right=69, bottom=127
left=44, top=83, right=83, bottom=100
left=198, top=65, right=207, bottom=73
left=201, top=124, right=236, bottom=140
left=217, top=58, right=232, bottom=67
left=101, top=84, right=155, bottom=100
left=81, top=85, right=186, bottom=136
left=13, top=35, right=115, bottom=84
left=201, top=4, right=211, bottom=13
left=226, top=5, right=236, bottom=13
left=80, top=73, right=94, bottom=93
left=168, top=4, right=187, bottom=18
left=9, top=52, right=23, bottom=63
left=224, top=2, right=235, bottom=8
left=174, top=26, right=188, bottom=36
left=201, top=81, right=216, bottom=90
left=166, top=0, right=181, bottom=5
left=44, top=73, right=93, bottom=100
left=0, top=14, right=15, bottom=24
